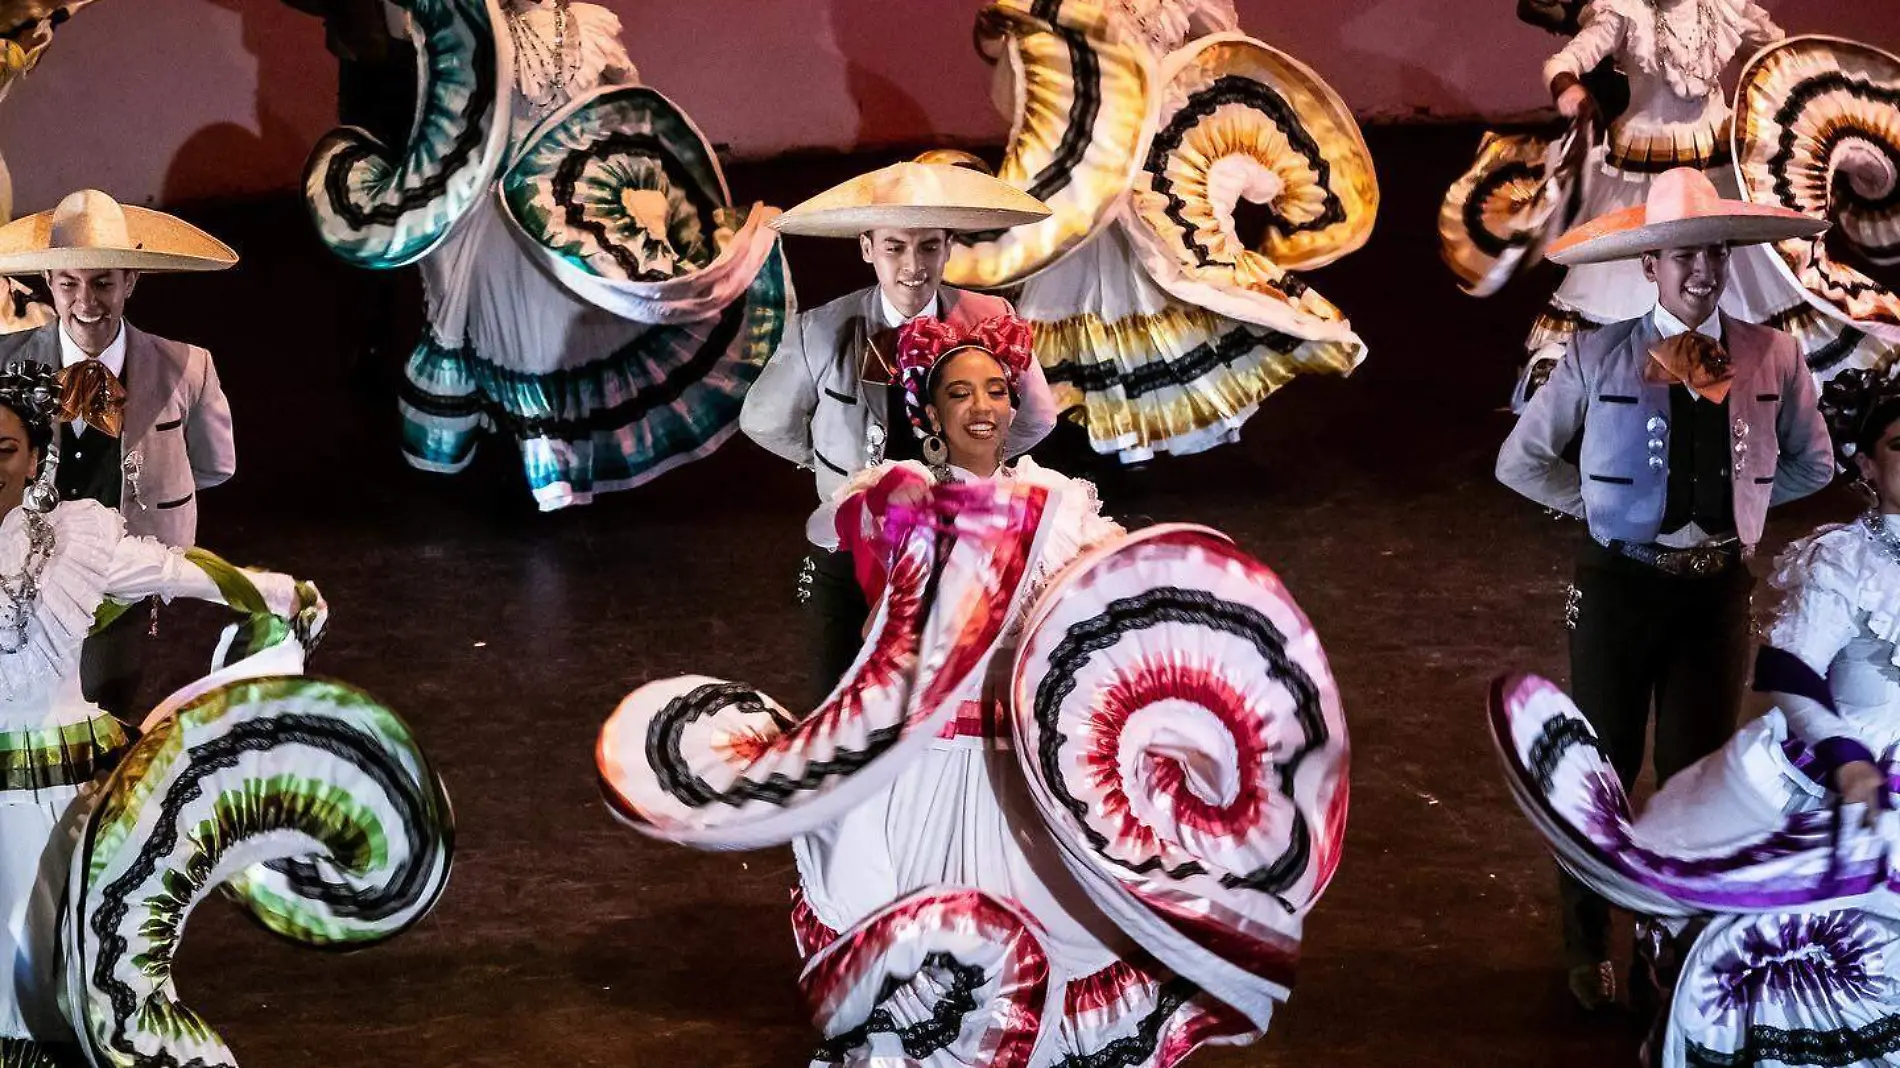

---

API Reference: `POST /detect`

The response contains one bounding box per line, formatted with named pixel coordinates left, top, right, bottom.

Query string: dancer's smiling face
left=47, top=268, right=137, bottom=356
left=925, top=347, right=1014, bottom=477
left=861, top=228, right=950, bottom=320
left=0, top=405, right=43, bottom=518
left=1642, top=243, right=1729, bottom=328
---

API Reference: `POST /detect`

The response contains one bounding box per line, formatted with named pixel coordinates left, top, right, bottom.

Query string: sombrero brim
left=772, top=162, right=1052, bottom=238
left=1546, top=205, right=1828, bottom=266
left=0, top=204, right=236, bottom=274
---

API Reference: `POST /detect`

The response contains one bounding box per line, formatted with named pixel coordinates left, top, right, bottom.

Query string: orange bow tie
left=55, top=359, right=127, bottom=438
left=1647, top=332, right=1733, bottom=403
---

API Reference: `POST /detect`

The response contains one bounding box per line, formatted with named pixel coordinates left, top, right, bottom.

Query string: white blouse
left=1765, top=517, right=1900, bottom=757
left=1542, top=0, right=1781, bottom=134
left=0, top=500, right=300, bottom=724
left=504, top=1, right=639, bottom=141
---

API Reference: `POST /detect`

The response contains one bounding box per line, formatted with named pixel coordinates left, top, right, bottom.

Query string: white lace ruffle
left=1585, top=0, right=1748, bottom=101
left=506, top=1, right=639, bottom=127
left=1767, top=521, right=1900, bottom=673
left=0, top=501, right=123, bottom=702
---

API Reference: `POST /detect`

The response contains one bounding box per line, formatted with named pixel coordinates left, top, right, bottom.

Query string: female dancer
left=601, top=314, right=1350, bottom=1065
left=948, top=0, right=1376, bottom=463
left=306, top=0, right=788, bottom=509
left=1520, top=0, right=1889, bottom=403
left=0, top=363, right=452, bottom=1066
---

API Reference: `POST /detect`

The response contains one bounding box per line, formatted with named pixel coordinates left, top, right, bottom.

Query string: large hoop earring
left=1854, top=475, right=1880, bottom=509
left=922, top=433, right=949, bottom=466
left=22, top=440, right=59, bottom=514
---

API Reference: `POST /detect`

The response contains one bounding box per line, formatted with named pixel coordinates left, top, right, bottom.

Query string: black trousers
left=807, top=548, right=869, bottom=700
left=1558, top=540, right=1753, bottom=966
left=80, top=598, right=154, bottom=730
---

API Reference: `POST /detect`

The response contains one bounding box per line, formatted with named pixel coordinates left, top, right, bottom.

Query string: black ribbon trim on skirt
left=1144, top=74, right=1345, bottom=274
left=646, top=681, right=898, bottom=809
left=548, top=130, right=726, bottom=283
left=1043, top=321, right=1307, bottom=399
left=1031, top=586, right=1326, bottom=901
left=324, top=0, right=499, bottom=229
left=812, top=951, right=986, bottom=1062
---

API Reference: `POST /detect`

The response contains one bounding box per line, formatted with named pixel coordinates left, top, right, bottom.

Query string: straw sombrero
left=0, top=189, right=236, bottom=274
left=1546, top=167, right=1826, bottom=266
left=771, top=162, right=1051, bottom=239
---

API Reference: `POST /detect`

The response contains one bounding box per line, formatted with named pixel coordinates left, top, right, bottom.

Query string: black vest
left=55, top=422, right=123, bottom=509
left=1659, top=385, right=1735, bottom=537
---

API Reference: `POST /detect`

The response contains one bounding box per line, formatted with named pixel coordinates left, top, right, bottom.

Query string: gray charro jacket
left=0, top=322, right=235, bottom=547
left=1497, top=311, right=1833, bottom=547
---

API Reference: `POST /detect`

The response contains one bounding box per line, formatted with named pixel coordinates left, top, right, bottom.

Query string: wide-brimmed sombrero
left=1734, top=35, right=1900, bottom=336
left=1546, top=167, right=1827, bottom=266
left=943, top=0, right=1154, bottom=289
left=772, top=161, right=1051, bottom=239
left=0, top=189, right=236, bottom=274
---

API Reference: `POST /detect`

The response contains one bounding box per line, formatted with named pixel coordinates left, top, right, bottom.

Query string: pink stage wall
left=0, top=0, right=1892, bottom=211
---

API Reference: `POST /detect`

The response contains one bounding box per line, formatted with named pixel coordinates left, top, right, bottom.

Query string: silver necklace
left=0, top=510, right=56, bottom=655
left=1860, top=508, right=1900, bottom=567
left=505, top=0, right=578, bottom=113
left=1650, top=0, right=1722, bottom=89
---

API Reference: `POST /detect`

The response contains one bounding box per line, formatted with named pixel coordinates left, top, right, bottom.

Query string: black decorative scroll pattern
left=1144, top=75, right=1347, bottom=268
left=322, top=0, right=499, bottom=229
left=1031, top=585, right=1327, bottom=900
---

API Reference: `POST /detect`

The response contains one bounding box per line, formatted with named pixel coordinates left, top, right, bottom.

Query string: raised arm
left=103, top=535, right=323, bottom=634
left=1757, top=533, right=1875, bottom=808
left=1542, top=3, right=1624, bottom=117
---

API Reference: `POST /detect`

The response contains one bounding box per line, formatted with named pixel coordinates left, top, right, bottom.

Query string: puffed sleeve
left=570, top=2, right=640, bottom=88
left=1542, top=2, right=1626, bottom=93
left=1739, top=2, right=1783, bottom=50
left=1763, top=531, right=1864, bottom=748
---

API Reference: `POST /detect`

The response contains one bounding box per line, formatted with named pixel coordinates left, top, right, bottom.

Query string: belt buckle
left=1689, top=552, right=1716, bottom=576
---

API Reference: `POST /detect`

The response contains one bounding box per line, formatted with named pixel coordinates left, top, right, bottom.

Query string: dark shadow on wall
left=160, top=0, right=336, bottom=206
left=828, top=0, right=990, bottom=148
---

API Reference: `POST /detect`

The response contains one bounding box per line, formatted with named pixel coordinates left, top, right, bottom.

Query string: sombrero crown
left=1547, top=167, right=1827, bottom=266
left=772, top=162, right=1051, bottom=239
left=0, top=189, right=237, bottom=274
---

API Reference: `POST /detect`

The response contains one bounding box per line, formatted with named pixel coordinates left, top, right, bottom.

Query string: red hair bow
left=893, top=314, right=1035, bottom=384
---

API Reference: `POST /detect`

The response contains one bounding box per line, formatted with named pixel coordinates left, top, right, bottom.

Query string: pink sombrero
left=1547, top=166, right=1828, bottom=266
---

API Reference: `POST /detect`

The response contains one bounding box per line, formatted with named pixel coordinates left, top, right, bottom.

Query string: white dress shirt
left=879, top=290, right=940, bottom=329
left=58, top=322, right=127, bottom=436
left=1649, top=304, right=1727, bottom=549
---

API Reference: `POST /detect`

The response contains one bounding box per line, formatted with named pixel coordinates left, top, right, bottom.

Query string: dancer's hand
left=292, top=580, right=329, bottom=654
left=1556, top=83, right=1595, bottom=120
left=886, top=480, right=930, bottom=513
left=1836, top=760, right=1887, bottom=826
